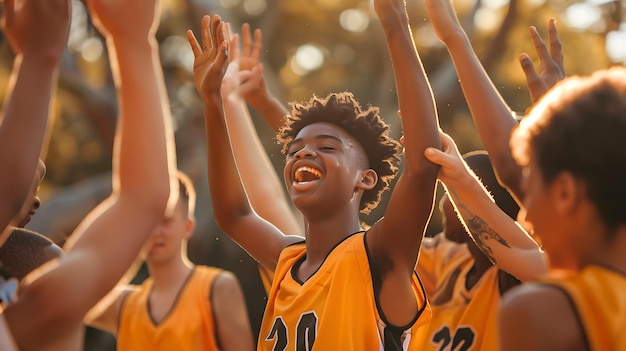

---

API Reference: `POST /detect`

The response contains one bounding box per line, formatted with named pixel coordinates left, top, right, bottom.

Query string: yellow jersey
left=117, top=266, right=222, bottom=351
left=258, top=232, right=430, bottom=351
left=541, top=265, right=626, bottom=351
left=413, top=234, right=502, bottom=351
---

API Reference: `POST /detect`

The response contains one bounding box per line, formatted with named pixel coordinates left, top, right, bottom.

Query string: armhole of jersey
left=116, top=289, right=133, bottom=336
left=542, top=283, right=591, bottom=351
left=497, top=269, right=521, bottom=296
left=362, top=232, right=428, bottom=344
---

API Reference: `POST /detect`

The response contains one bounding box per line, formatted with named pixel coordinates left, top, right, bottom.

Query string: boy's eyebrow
left=289, top=134, right=344, bottom=148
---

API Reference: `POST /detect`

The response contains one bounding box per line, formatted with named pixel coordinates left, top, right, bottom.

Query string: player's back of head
left=0, top=228, right=63, bottom=281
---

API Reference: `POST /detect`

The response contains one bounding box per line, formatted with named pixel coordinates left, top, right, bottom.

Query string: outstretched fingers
left=187, top=30, right=202, bottom=57
left=201, top=15, right=213, bottom=52
left=251, top=28, right=262, bottom=62
left=547, top=18, right=564, bottom=69
left=518, top=52, right=540, bottom=89
left=241, top=23, right=252, bottom=58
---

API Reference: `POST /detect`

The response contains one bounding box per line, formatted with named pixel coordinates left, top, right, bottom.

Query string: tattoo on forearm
left=447, top=188, right=511, bottom=264
left=464, top=214, right=510, bottom=264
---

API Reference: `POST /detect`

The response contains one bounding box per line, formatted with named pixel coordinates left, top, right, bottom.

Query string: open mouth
left=294, top=166, right=322, bottom=183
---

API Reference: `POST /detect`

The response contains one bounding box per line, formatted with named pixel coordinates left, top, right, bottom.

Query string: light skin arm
left=84, top=255, right=145, bottom=334
left=424, top=131, right=548, bottom=282
left=222, top=25, right=301, bottom=237
left=187, top=16, right=301, bottom=273
left=83, top=285, right=135, bottom=336
left=367, top=0, right=441, bottom=327
left=426, top=0, right=564, bottom=200
left=4, top=1, right=176, bottom=348
left=211, top=271, right=254, bottom=351
left=0, top=0, right=69, bottom=242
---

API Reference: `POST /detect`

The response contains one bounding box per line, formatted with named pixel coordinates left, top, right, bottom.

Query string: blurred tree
left=0, top=0, right=622, bottom=349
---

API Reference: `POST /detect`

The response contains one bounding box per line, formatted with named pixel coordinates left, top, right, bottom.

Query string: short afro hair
left=0, top=228, right=62, bottom=281
left=512, top=67, right=626, bottom=231
left=277, top=92, right=402, bottom=214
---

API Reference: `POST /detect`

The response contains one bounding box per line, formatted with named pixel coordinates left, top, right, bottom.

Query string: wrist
left=20, top=50, right=62, bottom=72
left=441, top=30, right=469, bottom=48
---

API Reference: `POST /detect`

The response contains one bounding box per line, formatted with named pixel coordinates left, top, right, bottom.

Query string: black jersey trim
left=147, top=266, right=197, bottom=326
left=363, top=232, right=428, bottom=349
left=290, top=231, right=363, bottom=285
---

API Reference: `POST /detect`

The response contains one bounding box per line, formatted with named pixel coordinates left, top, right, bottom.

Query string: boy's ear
left=357, top=169, right=377, bottom=191
left=184, top=218, right=196, bottom=239
left=550, top=171, right=583, bottom=215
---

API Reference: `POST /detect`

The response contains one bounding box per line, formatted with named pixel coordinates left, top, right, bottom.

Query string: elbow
left=212, top=204, right=252, bottom=234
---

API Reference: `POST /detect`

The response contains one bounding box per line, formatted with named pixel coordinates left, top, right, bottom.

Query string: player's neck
left=148, top=256, right=194, bottom=291
left=585, top=225, right=626, bottom=276
left=300, top=214, right=363, bottom=276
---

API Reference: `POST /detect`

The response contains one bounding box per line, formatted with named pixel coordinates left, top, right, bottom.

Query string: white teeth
left=294, top=166, right=322, bottom=182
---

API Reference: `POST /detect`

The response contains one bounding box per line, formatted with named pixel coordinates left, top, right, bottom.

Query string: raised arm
left=519, top=19, right=564, bottom=104
left=4, top=0, right=176, bottom=348
left=236, top=23, right=289, bottom=131
left=222, top=24, right=301, bottom=237
left=425, top=131, right=548, bottom=282
left=0, top=0, right=69, bottom=240
left=187, top=16, right=299, bottom=273
left=425, top=0, right=564, bottom=200
left=367, top=0, right=440, bottom=327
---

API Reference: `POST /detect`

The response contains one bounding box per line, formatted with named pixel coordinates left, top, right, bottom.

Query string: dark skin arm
left=426, top=0, right=564, bottom=201
left=5, top=0, right=176, bottom=348
left=187, top=16, right=301, bottom=273
left=0, top=0, right=69, bottom=242
left=367, top=0, right=441, bottom=327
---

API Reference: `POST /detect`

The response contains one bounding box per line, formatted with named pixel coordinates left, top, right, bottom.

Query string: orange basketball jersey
left=413, top=235, right=501, bottom=351
left=541, top=265, right=626, bottom=351
left=117, top=266, right=222, bottom=351
left=258, top=232, right=431, bottom=351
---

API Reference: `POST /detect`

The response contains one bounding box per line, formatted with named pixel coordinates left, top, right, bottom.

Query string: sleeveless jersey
left=413, top=234, right=501, bottom=350
left=258, top=232, right=431, bottom=351
left=117, top=266, right=222, bottom=351
left=541, top=265, right=626, bottom=351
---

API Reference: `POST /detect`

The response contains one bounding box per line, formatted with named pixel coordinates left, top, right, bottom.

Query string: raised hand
left=221, top=25, right=249, bottom=98
left=83, top=0, right=160, bottom=41
left=424, top=131, right=470, bottom=186
left=230, top=23, right=274, bottom=109
left=187, top=15, right=229, bottom=103
left=0, top=0, right=70, bottom=59
left=425, top=0, right=464, bottom=43
left=237, top=23, right=262, bottom=72
left=519, top=19, right=565, bottom=103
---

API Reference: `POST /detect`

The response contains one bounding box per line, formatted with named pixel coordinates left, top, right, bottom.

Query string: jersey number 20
left=266, top=312, right=318, bottom=351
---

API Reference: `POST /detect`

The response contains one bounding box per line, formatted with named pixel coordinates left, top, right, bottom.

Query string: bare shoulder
left=213, top=271, right=240, bottom=290
left=211, top=271, right=245, bottom=301
left=500, top=283, right=588, bottom=351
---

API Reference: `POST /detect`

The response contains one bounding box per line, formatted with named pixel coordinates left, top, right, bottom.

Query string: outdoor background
left=0, top=0, right=623, bottom=349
